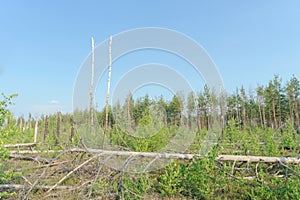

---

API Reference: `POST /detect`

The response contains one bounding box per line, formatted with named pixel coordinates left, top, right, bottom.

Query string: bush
left=0, top=93, right=18, bottom=198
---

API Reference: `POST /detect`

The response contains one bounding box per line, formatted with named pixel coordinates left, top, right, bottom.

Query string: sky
left=0, top=1, right=300, bottom=118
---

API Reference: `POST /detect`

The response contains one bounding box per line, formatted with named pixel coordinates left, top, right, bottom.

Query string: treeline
left=94, top=74, right=300, bottom=132
left=13, top=74, right=300, bottom=135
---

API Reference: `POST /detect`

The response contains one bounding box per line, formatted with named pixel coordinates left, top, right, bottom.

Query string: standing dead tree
left=70, top=120, right=75, bottom=143
left=103, top=35, right=113, bottom=147
left=44, top=114, right=49, bottom=141
left=34, top=120, right=38, bottom=143
left=55, top=111, right=61, bottom=146
left=90, top=37, right=95, bottom=131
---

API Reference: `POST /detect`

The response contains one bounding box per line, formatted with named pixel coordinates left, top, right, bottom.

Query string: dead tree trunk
left=55, top=112, right=61, bottom=146
left=90, top=37, right=95, bottom=131
left=44, top=115, right=49, bottom=142
left=104, top=35, right=113, bottom=147
left=294, top=96, right=300, bottom=128
left=219, top=86, right=226, bottom=132
left=19, top=117, right=23, bottom=131
left=272, top=98, right=277, bottom=129
left=34, top=120, right=38, bottom=143
left=70, top=121, right=75, bottom=143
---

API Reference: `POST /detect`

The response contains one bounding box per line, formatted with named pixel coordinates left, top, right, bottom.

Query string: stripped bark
left=104, top=35, right=113, bottom=146
left=8, top=148, right=300, bottom=165
left=90, top=37, right=95, bottom=130
left=4, top=143, right=36, bottom=148
left=217, top=155, right=300, bottom=165
left=34, top=120, right=38, bottom=143
left=0, top=184, right=75, bottom=191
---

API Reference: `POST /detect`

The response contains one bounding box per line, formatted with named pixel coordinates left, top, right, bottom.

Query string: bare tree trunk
left=287, top=94, right=293, bottom=125
left=44, top=115, right=49, bottom=142
left=272, top=99, right=277, bottom=129
left=70, top=121, right=75, bottom=143
left=219, top=87, right=226, bottom=132
left=28, top=114, right=32, bottom=130
left=55, top=112, right=61, bottom=146
left=196, top=107, right=201, bottom=134
left=294, top=96, right=300, bottom=128
left=104, top=36, right=113, bottom=147
left=241, top=98, right=246, bottom=127
left=262, top=100, right=266, bottom=127
left=127, top=97, right=131, bottom=128
left=258, top=102, right=263, bottom=127
left=19, top=117, right=23, bottom=130
left=235, top=92, right=240, bottom=127
left=90, top=37, right=95, bottom=131
left=34, top=120, right=38, bottom=143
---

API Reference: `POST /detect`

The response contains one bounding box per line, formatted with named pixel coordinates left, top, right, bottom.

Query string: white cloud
left=50, top=100, right=59, bottom=104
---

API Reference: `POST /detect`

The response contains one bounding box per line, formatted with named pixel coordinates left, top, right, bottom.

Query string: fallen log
left=217, top=155, right=300, bottom=165
left=4, top=142, right=36, bottom=148
left=8, top=148, right=300, bottom=165
left=0, top=184, right=75, bottom=191
left=10, top=148, right=197, bottom=159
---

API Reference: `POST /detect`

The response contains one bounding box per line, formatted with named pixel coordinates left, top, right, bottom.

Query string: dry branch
left=9, top=154, right=49, bottom=163
left=23, top=149, right=72, bottom=200
left=33, top=161, right=69, bottom=169
left=46, top=154, right=99, bottom=193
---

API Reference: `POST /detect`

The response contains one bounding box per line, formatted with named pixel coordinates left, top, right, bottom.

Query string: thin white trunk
left=90, top=37, right=95, bottom=129
left=34, top=120, right=38, bottom=143
left=104, top=36, right=113, bottom=146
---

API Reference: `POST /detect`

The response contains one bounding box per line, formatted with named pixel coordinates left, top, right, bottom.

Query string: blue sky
left=0, top=1, right=300, bottom=117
